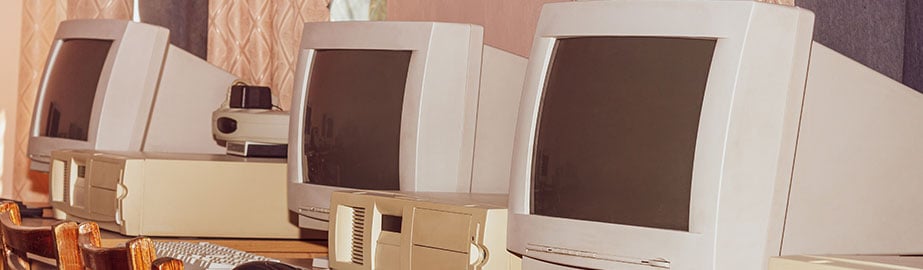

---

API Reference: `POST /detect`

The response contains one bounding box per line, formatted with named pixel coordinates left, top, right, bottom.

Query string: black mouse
left=232, top=261, right=301, bottom=270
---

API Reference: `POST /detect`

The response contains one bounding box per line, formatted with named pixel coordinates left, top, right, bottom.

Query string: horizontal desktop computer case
left=328, top=191, right=517, bottom=270
left=48, top=149, right=312, bottom=239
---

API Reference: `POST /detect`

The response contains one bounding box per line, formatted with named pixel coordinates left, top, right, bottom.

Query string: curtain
left=140, top=0, right=209, bottom=60
left=208, top=0, right=331, bottom=111
left=797, top=0, right=923, bottom=92
left=907, top=1, right=923, bottom=91
left=14, top=0, right=132, bottom=203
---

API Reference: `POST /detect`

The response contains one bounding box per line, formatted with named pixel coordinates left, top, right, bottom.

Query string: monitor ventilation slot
left=63, top=162, right=71, bottom=203
left=351, top=206, right=366, bottom=265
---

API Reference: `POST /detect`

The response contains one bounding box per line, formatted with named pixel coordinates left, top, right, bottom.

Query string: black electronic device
left=233, top=261, right=300, bottom=270
left=226, top=141, right=288, bottom=158
left=230, top=85, right=273, bottom=109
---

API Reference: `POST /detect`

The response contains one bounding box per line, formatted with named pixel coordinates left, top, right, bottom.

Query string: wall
left=0, top=1, right=23, bottom=199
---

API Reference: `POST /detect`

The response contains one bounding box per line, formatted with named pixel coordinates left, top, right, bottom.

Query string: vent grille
left=63, top=162, right=71, bottom=203
left=351, top=207, right=366, bottom=265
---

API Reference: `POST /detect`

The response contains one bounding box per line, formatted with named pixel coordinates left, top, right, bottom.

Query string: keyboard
left=154, top=241, right=281, bottom=270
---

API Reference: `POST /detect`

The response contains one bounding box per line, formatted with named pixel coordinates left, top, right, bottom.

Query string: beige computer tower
left=49, top=150, right=311, bottom=239
left=329, top=191, right=518, bottom=270
left=770, top=255, right=923, bottom=270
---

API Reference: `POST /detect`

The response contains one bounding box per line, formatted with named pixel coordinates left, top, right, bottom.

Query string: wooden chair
left=0, top=201, right=81, bottom=270
left=150, top=258, right=184, bottom=270
left=77, top=222, right=183, bottom=270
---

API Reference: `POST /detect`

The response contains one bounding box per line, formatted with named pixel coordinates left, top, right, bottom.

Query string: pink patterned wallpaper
left=64, top=0, right=132, bottom=20
left=208, top=0, right=331, bottom=110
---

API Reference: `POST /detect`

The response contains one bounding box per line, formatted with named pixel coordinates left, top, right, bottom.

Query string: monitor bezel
left=28, top=20, right=169, bottom=170
left=507, top=1, right=814, bottom=269
left=287, top=21, right=485, bottom=229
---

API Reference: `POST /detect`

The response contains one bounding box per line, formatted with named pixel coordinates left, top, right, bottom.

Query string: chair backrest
left=151, top=258, right=184, bottom=270
left=0, top=201, right=81, bottom=270
left=77, top=222, right=183, bottom=270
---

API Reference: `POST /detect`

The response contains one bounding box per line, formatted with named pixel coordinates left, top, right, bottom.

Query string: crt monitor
left=508, top=1, right=923, bottom=269
left=288, top=21, right=527, bottom=231
left=28, top=19, right=236, bottom=171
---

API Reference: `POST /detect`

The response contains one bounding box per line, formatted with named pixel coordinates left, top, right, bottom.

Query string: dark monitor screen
left=530, top=37, right=715, bottom=231
left=39, top=39, right=113, bottom=141
left=303, top=49, right=411, bottom=190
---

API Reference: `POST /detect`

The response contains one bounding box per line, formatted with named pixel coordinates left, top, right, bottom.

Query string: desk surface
left=24, top=218, right=328, bottom=268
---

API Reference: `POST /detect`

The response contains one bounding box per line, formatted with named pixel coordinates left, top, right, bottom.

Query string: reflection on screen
left=531, top=37, right=715, bottom=231
left=39, top=39, right=112, bottom=141
left=303, top=49, right=411, bottom=190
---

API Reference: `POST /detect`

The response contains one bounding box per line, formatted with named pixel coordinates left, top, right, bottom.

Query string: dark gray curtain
left=139, top=0, right=208, bottom=60
left=797, top=0, right=923, bottom=92
left=904, top=1, right=923, bottom=91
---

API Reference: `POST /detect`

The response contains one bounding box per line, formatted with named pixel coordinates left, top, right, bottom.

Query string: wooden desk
left=23, top=218, right=328, bottom=268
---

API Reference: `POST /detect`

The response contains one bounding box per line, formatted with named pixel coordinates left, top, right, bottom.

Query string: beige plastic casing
left=143, top=46, right=235, bottom=154
left=48, top=149, right=309, bottom=239
left=28, top=20, right=235, bottom=171
left=777, top=44, right=923, bottom=257
left=769, top=255, right=923, bottom=270
left=288, top=21, right=528, bottom=231
left=510, top=0, right=923, bottom=269
left=328, top=191, right=517, bottom=270
left=212, top=109, right=290, bottom=144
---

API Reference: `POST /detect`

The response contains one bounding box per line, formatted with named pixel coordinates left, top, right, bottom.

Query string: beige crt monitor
left=507, top=1, right=923, bottom=269
left=329, top=191, right=512, bottom=270
left=28, top=20, right=235, bottom=171
left=48, top=150, right=314, bottom=239
left=287, top=21, right=528, bottom=231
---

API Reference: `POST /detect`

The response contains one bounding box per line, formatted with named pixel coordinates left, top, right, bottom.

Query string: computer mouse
left=232, top=261, right=301, bottom=270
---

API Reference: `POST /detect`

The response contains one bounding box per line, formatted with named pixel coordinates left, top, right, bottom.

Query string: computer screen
left=304, top=49, right=410, bottom=190
left=28, top=19, right=236, bottom=171
left=531, top=37, right=714, bottom=232
left=288, top=21, right=527, bottom=231
left=39, top=39, right=112, bottom=141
